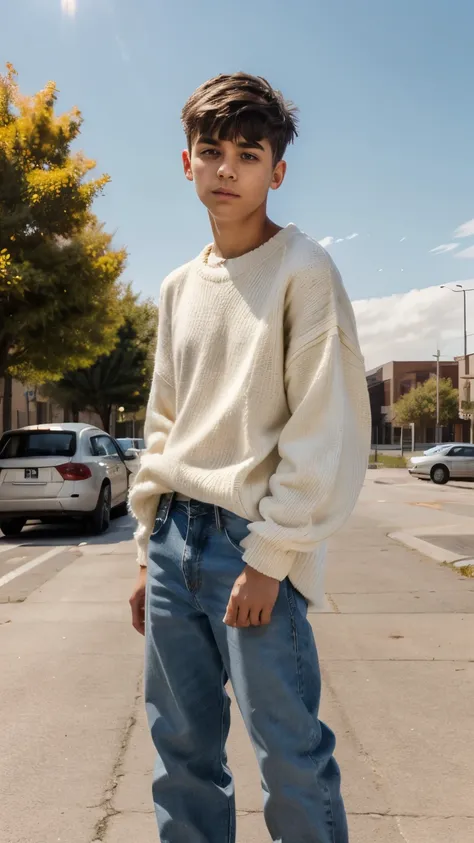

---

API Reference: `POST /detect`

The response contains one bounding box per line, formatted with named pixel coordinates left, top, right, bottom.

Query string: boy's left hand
left=224, top=565, right=279, bottom=628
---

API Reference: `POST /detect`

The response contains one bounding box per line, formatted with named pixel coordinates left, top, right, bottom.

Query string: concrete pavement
left=1, top=475, right=473, bottom=842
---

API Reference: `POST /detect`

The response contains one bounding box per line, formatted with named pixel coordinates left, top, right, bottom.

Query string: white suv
left=0, top=423, right=137, bottom=537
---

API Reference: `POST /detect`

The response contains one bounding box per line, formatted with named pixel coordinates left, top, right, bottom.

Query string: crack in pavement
left=89, top=673, right=143, bottom=842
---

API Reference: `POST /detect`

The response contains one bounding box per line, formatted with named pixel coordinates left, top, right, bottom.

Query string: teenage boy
left=129, top=72, right=370, bottom=843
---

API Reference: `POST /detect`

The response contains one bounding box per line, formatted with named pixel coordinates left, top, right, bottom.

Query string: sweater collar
left=196, top=223, right=299, bottom=282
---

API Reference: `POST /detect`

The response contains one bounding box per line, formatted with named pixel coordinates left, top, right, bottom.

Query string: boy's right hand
left=129, top=567, right=148, bottom=635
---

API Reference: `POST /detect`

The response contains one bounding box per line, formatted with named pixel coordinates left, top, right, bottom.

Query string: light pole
left=441, top=284, right=474, bottom=441
left=433, top=348, right=441, bottom=442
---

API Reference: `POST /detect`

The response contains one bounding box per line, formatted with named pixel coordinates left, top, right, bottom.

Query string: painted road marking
left=410, top=501, right=441, bottom=510
left=0, top=546, right=66, bottom=589
left=0, top=542, right=21, bottom=555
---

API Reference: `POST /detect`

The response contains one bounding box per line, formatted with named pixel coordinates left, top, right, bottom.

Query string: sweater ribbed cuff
left=137, top=543, right=149, bottom=568
left=241, top=532, right=294, bottom=581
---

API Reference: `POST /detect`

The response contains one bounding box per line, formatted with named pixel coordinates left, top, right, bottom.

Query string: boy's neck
left=210, top=208, right=282, bottom=260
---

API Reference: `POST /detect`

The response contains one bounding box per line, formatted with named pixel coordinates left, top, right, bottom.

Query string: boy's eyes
left=200, top=148, right=258, bottom=161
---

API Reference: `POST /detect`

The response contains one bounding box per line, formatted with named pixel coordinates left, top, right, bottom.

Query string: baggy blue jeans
left=145, top=495, right=348, bottom=843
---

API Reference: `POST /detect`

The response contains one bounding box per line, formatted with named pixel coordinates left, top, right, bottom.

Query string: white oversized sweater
left=129, top=224, right=371, bottom=606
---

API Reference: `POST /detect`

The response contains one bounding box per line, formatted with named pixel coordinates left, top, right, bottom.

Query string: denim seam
left=286, top=583, right=336, bottom=842
left=218, top=673, right=234, bottom=843
left=307, top=754, right=336, bottom=843
left=180, top=503, right=194, bottom=594
left=223, top=528, right=244, bottom=556
left=286, top=583, right=304, bottom=700
left=193, top=541, right=203, bottom=595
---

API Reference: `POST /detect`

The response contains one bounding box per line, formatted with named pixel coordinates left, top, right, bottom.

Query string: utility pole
left=433, top=349, right=440, bottom=442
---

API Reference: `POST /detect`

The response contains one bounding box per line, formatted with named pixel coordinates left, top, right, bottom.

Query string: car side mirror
left=124, top=449, right=138, bottom=460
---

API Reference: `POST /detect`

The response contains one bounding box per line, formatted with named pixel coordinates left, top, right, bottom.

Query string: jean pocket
left=221, top=510, right=250, bottom=556
left=150, top=495, right=172, bottom=538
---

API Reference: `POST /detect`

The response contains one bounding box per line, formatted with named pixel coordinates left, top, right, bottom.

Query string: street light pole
left=433, top=349, right=440, bottom=441
left=463, top=289, right=468, bottom=362
left=441, top=284, right=474, bottom=442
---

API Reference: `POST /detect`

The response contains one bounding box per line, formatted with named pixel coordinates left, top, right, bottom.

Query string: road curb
left=389, top=531, right=461, bottom=564
left=389, top=532, right=474, bottom=574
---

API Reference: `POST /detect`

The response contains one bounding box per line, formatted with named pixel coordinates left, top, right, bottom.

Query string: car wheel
left=114, top=500, right=129, bottom=518
left=0, top=518, right=27, bottom=537
left=431, top=464, right=449, bottom=485
left=87, top=484, right=111, bottom=534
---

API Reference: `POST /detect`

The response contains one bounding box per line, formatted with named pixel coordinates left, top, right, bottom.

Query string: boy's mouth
left=212, top=188, right=240, bottom=198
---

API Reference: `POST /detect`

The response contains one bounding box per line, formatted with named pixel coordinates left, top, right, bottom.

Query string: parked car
left=423, top=444, right=445, bottom=456
left=0, top=423, right=138, bottom=537
left=408, top=443, right=474, bottom=484
left=116, top=437, right=145, bottom=458
left=116, top=438, right=145, bottom=474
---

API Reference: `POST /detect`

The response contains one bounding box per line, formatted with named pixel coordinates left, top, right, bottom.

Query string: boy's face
left=182, top=135, right=286, bottom=222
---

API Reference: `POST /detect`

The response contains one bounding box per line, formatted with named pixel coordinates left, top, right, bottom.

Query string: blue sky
left=2, top=0, right=474, bottom=365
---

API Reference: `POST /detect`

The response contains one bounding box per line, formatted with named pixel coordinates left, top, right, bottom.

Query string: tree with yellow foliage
left=0, top=64, right=126, bottom=430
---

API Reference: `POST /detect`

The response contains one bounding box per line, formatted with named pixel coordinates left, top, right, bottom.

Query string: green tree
left=393, top=377, right=459, bottom=427
left=0, top=64, right=126, bottom=429
left=43, top=296, right=157, bottom=432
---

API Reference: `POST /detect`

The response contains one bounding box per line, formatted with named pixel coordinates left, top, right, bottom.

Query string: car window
left=91, top=435, right=119, bottom=457
left=101, top=436, right=120, bottom=456
left=448, top=446, right=467, bottom=457
left=463, top=446, right=474, bottom=458
left=0, top=431, right=76, bottom=459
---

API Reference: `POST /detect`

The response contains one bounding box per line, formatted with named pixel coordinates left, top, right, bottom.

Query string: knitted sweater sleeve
left=240, top=250, right=371, bottom=581
left=128, top=296, right=175, bottom=567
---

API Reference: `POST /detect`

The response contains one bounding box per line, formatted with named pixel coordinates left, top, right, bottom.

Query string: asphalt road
left=1, top=474, right=473, bottom=843
left=0, top=513, right=133, bottom=603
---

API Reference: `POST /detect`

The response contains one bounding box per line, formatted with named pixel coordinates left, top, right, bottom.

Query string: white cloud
left=61, top=0, right=76, bottom=15
left=318, top=233, right=359, bottom=248
left=454, top=218, right=474, bottom=239
left=400, top=237, right=406, bottom=242
left=456, top=246, right=474, bottom=259
left=318, top=236, right=334, bottom=249
left=353, top=282, right=474, bottom=370
left=430, top=243, right=459, bottom=255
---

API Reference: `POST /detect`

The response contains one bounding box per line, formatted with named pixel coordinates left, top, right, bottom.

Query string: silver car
left=0, top=423, right=137, bottom=537
left=116, top=437, right=145, bottom=456
left=409, top=443, right=474, bottom=484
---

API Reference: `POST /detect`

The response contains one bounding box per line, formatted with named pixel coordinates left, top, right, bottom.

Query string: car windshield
left=0, top=431, right=76, bottom=459
left=424, top=445, right=444, bottom=455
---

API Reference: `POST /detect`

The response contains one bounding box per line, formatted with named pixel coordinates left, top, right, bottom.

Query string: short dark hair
left=181, top=72, right=298, bottom=164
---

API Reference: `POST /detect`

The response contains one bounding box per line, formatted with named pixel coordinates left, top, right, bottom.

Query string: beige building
left=366, top=359, right=464, bottom=446
left=457, top=354, right=474, bottom=441
left=0, top=377, right=102, bottom=437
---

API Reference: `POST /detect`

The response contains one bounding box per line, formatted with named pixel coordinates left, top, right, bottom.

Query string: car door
left=90, top=435, right=121, bottom=503
left=461, top=445, right=474, bottom=479
left=100, top=436, right=128, bottom=503
left=446, top=446, right=469, bottom=478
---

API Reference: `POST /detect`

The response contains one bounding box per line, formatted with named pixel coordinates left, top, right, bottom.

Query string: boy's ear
left=182, top=149, right=194, bottom=182
left=270, top=159, right=287, bottom=191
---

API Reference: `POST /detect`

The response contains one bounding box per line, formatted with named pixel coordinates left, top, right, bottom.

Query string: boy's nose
left=217, top=160, right=237, bottom=180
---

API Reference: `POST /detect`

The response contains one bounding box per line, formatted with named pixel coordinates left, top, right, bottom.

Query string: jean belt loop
left=214, top=505, right=222, bottom=531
